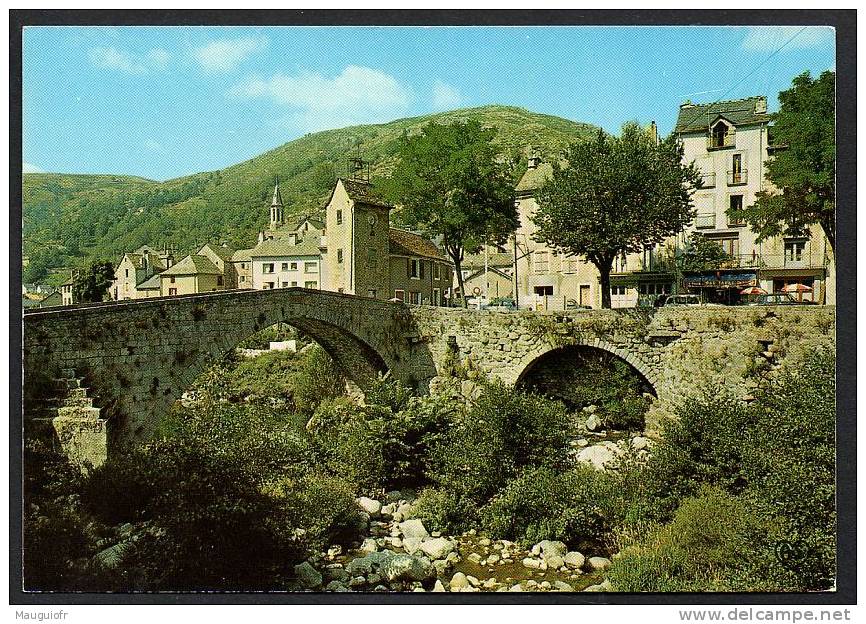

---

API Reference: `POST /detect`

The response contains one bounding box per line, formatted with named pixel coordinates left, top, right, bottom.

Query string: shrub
left=428, top=381, right=572, bottom=505
left=291, top=345, right=346, bottom=416
left=82, top=439, right=308, bottom=591
left=262, top=471, right=364, bottom=552
left=608, top=486, right=771, bottom=592
left=310, top=385, right=457, bottom=491
left=412, top=487, right=477, bottom=535
left=480, top=466, right=610, bottom=549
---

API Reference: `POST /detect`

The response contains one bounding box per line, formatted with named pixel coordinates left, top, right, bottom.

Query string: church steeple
left=270, top=177, right=284, bottom=229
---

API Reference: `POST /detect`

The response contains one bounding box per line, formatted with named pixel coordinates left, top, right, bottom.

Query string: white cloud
left=229, top=65, right=412, bottom=133
left=88, top=46, right=171, bottom=74
left=23, top=162, right=43, bottom=173
left=741, top=26, right=835, bottom=52
left=193, top=35, right=267, bottom=73
left=432, top=80, right=462, bottom=110
left=144, top=139, right=163, bottom=152
left=147, top=48, right=171, bottom=69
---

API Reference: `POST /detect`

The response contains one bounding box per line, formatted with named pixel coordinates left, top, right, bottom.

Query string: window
left=125, top=269, right=129, bottom=278
left=281, top=262, right=289, bottom=271
left=367, top=289, right=377, bottom=298
left=217, top=275, right=223, bottom=286
left=613, top=253, right=628, bottom=273
left=394, top=289, right=405, bottom=302
left=729, top=153, right=745, bottom=185
left=710, top=236, right=740, bottom=257
left=433, top=288, right=441, bottom=306
left=336, top=209, right=343, bottom=225
left=785, top=240, right=806, bottom=263
left=263, top=263, right=275, bottom=274
left=367, top=248, right=378, bottom=269
left=533, top=251, right=549, bottom=273
left=337, top=249, right=344, bottom=264
left=563, top=257, right=580, bottom=273
left=170, top=276, right=176, bottom=284
left=304, top=262, right=317, bottom=274
left=611, top=286, right=627, bottom=296
left=305, top=281, right=318, bottom=289
left=290, top=262, right=298, bottom=271
left=281, top=281, right=289, bottom=288
left=241, top=263, right=246, bottom=269
left=710, top=121, right=733, bottom=148
left=410, top=259, right=421, bottom=279
left=168, top=288, right=177, bottom=296
left=728, top=195, right=744, bottom=226
left=239, top=275, right=245, bottom=283
left=410, top=291, right=421, bottom=304
left=433, top=263, right=441, bottom=279
left=534, top=285, right=554, bottom=296
left=263, top=282, right=274, bottom=290
left=638, top=283, right=670, bottom=295
left=291, top=281, right=298, bottom=287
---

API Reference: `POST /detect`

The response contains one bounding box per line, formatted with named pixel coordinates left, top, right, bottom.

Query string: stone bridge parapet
left=24, top=288, right=835, bottom=452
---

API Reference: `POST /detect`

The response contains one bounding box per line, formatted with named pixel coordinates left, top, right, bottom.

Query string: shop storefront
left=609, top=272, right=676, bottom=308
left=682, top=269, right=759, bottom=305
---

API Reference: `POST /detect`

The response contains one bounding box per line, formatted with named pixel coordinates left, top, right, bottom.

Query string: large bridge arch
left=512, top=338, right=660, bottom=396
left=23, top=289, right=437, bottom=449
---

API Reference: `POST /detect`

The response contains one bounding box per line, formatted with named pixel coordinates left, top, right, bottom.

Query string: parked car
left=742, top=293, right=817, bottom=306
left=486, top=297, right=517, bottom=312
left=565, top=298, right=592, bottom=311
left=662, top=294, right=702, bottom=307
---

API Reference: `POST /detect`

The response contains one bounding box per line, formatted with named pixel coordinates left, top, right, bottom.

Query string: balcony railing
left=703, top=253, right=826, bottom=270
left=707, top=133, right=736, bottom=150
left=727, top=170, right=748, bottom=186
left=695, top=213, right=716, bottom=229
left=700, top=172, right=716, bottom=188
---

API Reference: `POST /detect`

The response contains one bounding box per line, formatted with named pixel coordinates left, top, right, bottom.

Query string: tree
left=677, top=233, right=734, bottom=273
left=731, top=71, right=835, bottom=252
left=72, top=261, right=114, bottom=303
left=381, top=120, right=518, bottom=306
left=534, top=124, right=702, bottom=308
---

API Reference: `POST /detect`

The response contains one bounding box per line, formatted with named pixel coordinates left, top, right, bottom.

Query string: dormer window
left=709, top=120, right=735, bottom=149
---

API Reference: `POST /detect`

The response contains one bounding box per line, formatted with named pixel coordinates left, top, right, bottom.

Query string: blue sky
left=23, top=25, right=835, bottom=181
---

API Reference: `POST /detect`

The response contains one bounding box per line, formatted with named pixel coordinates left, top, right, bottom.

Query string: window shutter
left=420, top=261, right=425, bottom=279
left=407, top=258, right=411, bottom=277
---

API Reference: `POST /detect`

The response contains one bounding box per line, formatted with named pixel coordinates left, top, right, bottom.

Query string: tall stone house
left=249, top=238, right=324, bottom=290
left=672, top=96, right=835, bottom=304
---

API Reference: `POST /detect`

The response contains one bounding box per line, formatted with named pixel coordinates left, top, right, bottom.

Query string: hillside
left=21, top=105, right=598, bottom=282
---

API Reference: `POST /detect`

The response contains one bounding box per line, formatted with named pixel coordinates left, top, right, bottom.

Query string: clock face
left=367, top=214, right=377, bottom=226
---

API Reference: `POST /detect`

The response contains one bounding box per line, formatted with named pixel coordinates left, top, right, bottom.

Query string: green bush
left=262, top=471, right=364, bottom=552
left=609, top=349, right=836, bottom=592
left=235, top=323, right=298, bottom=349
left=480, top=465, right=610, bottom=549
left=412, top=487, right=477, bottom=535
left=310, top=383, right=457, bottom=491
left=428, top=381, right=572, bottom=505
left=291, top=345, right=347, bottom=416
left=609, top=486, right=771, bottom=592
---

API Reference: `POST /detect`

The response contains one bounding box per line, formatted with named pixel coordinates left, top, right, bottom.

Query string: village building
left=461, top=266, right=514, bottom=301
left=158, top=254, right=225, bottom=296
left=511, top=155, right=648, bottom=310
left=249, top=238, right=325, bottom=290
left=674, top=96, right=835, bottom=304
left=59, top=272, right=75, bottom=306
left=111, top=245, right=175, bottom=301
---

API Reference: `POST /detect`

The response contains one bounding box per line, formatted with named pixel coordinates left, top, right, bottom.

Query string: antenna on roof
left=347, top=138, right=370, bottom=183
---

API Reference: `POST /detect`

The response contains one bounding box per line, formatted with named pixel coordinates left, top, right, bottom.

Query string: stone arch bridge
left=23, top=288, right=835, bottom=458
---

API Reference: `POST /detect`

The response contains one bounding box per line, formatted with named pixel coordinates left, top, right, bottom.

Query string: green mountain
left=22, top=105, right=599, bottom=283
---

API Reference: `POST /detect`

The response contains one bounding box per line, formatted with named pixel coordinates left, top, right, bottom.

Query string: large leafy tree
left=732, top=71, right=835, bottom=252
left=534, top=124, right=702, bottom=308
left=381, top=120, right=518, bottom=306
left=72, top=261, right=114, bottom=303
